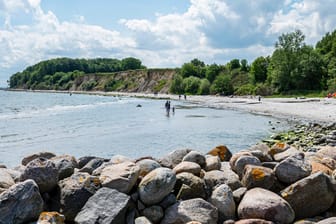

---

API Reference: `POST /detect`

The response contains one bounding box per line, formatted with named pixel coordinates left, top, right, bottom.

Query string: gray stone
left=233, top=187, right=247, bottom=204
left=273, top=146, right=301, bottom=161
left=139, top=167, right=176, bottom=205
left=159, top=193, right=177, bottom=209
left=204, top=155, right=221, bottom=171
left=241, top=165, right=276, bottom=190
left=21, top=151, right=56, bottom=166
left=281, top=172, right=335, bottom=219
left=0, top=168, right=15, bottom=193
left=233, top=155, right=261, bottom=178
left=79, top=158, right=105, bottom=174
left=175, top=172, right=206, bottom=200
left=274, top=153, right=312, bottom=184
left=173, top=161, right=201, bottom=176
left=135, top=216, right=153, bottom=224
left=182, top=151, right=206, bottom=168
left=261, top=162, right=278, bottom=169
left=161, top=198, right=218, bottom=224
left=238, top=188, right=294, bottom=224
left=209, top=184, right=236, bottom=222
left=99, top=161, right=140, bottom=193
left=229, top=151, right=253, bottom=169
left=50, top=155, right=78, bottom=180
left=110, top=154, right=133, bottom=164
left=20, top=157, right=58, bottom=193
left=75, top=187, right=131, bottom=224
left=220, top=162, right=242, bottom=190
left=159, top=149, right=191, bottom=168
left=59, top=172, right=101, bottom=221
left=142, top=205, right=164, bottom=223
left=0, top=180, right=43, bottom=224
left=204, top=169, right=241, bottom=194
left=78, top=156, right=98, bottom=169
left=136, top=159, right=161, bottom=177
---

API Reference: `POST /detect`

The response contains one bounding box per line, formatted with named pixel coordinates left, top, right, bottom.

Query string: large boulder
left=248, top=143, right=272, bottom=162
left=209, top=184, right=236, bottom=222
left=204, top=155, right=221, bottom=171
left=274, top=153, right=312, bottom=184
left=268, top=142, right=290, bottom=157
left=182, top=151, right=206, bottom=168
left=99, top=161, right=140, bottom=194
left=136, top=159, right=161, bottom=178
left=232, top=155, right=261, bottom=178
left=142, top=205, right=164, bottom=223
left=273, top=146, right=300, bottom=162
left=220, top=162, right=242, bottom=190
left=204, top=169, right=241, bottom=193
left=20, top=157, right=58, bottom=193
left=0, top=180, right=44, bottom=224
left=173, top=161, right=201, bottom=176
left=207, top=145, right=232, bottom=161
left=159, top=149, right=191, bottom=168
left=37, top=212, right=65, bottom=224
left=21, top=151, right=56, bottom=166
left=79, top=158, right=105, bottom=174
left=175, top=172, right=206, bottom=200
left=0, top=168, right=15, bottom=193
left=59, top=172, right=101, bottom=221
left=238, top=188, right=294, bottom=224
left=241, top=165, right=276, bottom=190
left=135, top=216, right=153, bottom=224
left=281, top=172, right=335, bottom=219
left=316, top=146, right=336, bottom=160
left=139, top=167, right=176, bottom=205
left=50, top=155, right=78, bottom=180
left=161, top=198, right=218, bottom=224
left=75, top=187, right=131, bottom=224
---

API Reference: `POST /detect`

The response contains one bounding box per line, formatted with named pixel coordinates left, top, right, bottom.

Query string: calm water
left=0, top=90, right=286, bottom=167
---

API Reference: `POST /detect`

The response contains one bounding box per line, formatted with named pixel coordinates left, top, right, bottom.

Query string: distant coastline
left=6, top=88, right=336, bottom=124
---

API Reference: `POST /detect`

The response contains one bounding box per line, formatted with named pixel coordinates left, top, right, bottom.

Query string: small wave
left=1, top=134, right=18, bottom=138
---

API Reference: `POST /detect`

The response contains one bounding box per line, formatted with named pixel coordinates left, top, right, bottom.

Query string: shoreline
left=7, top=88, right=336, bottom=124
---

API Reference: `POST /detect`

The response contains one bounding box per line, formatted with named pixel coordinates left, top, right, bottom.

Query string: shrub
left=235, top=84, right=255, bottom=95
left=198, top=79, right=210, bottom=95
left=182, top=76, right=201, bottom=94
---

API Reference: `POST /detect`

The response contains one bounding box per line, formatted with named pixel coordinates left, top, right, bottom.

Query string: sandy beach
left=9, top=89, right=336, bottom=123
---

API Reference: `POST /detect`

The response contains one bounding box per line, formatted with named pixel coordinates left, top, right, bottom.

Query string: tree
left=240, top=59, right=249, bottom=72
left=210, top=74, right=233, bottom=95
left=250, top=56, right=268, bottom=83
left=170, top=74, right=184, bottom=94
left=198, top=79, right=211, bottom=95
left=182, top=76, right=201, bottom=94
left=205, top=63, right=221, bottom=83
left=229, top=59, right=240, bottom=70
left=121, top=57, right=142, bottom=70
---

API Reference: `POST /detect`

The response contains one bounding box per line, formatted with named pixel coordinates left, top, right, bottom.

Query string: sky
left=1, top=0, right=336, bottom=87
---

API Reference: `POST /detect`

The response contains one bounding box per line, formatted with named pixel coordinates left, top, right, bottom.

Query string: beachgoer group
left=165, top=100, right=175, bottom=116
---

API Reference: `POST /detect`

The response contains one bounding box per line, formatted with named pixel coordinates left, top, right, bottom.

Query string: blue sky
left=1, top=0, right=336, bottom=87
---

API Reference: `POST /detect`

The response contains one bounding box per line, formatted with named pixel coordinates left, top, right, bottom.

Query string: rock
left=78, top=156, right=98, bottom=169
left=0, top=168, right=15, bottom=193
left=204, top=155, right=221, bottom=171
left=37, top=212, right=65, bottom=224
left=91, top=161, right=114, bottom=176
left=232, top=155, right=261, bottom=178
left=161, top=198, right=218, bottom=224
left=135, top=216, right=153, bottom=224
left=110, top=154, right=133, bottom=164
left=6, top=167, right=23, bottom=182
left=209, top=184, right=236, bottom=222
left=21, top=152, right=56, bottom=166
left=220, top=162, right=242, bottom=190
left=248, top=143, right=272, bottom=162
left=204, top=170, right=229, bottom=194
left=59, top=172, right=100, bottom=221
left=281, top=172, right=335, bottom=219
left=159, top=193, right=177, bottom=209
left=229, top=151, right=252, bottom=169
left=269, top=142, right=290, bottom=157
left=142, top=205, right=164, bottom=223
left=20, top=157, right=58, bottom=193
left=0, top=180, right=44, bottom=224
left=182, top=151, right=206, bottom=168
left=173, top=161, right=201, bottom=176
left=50, top=155, right=78, bottom=180
left=75, top=187, right=131, bottom=224
left=241, top=165, right=276, bottom=190
left=159, top=149, right=191, bottom=168
left=316, top=217, right=336, bottom=224
left=238, top=188, right=294, bottom=224
left=235, top=219, right=274, bottom=224
left=99, top=161, right=140, bottom=194
left=310, top=160, right=333, bottom=175
left=0, top=164, right=6, bottom=168
left=273, top=146, right=300, bottom=161
left=261, top=162, right=278, bottom=169
left=136, top=159, right=161, bottom=177
left=139, top=167, right=176, bottom=205
left=207, top=145, right=232, bottom=161
left=79, top=158, right=105, bottom=174
left=233, top=187, right=247, bottom=204
left=274, top=153, right=312, bottom=184
left=316, top=146, right=336, bottom=160
left=175, top=172, right=206, bottom=200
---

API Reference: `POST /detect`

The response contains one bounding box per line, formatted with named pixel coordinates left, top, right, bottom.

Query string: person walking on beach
left=184, top=94, right=187, bottom=100
left=165, top=100, right=170, bottom=116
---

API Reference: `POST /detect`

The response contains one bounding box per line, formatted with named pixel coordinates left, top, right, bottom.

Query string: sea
left=0, top=90, right=287, bottom=167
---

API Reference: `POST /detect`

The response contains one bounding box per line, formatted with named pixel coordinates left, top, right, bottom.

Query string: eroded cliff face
left=70, top=69, right=176, bottom=93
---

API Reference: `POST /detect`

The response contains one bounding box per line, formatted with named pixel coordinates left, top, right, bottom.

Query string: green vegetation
left=8, top=29, right=336, bottom=97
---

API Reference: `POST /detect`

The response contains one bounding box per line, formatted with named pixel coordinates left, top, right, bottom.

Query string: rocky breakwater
left=0, top=143, right=336, bottom=223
